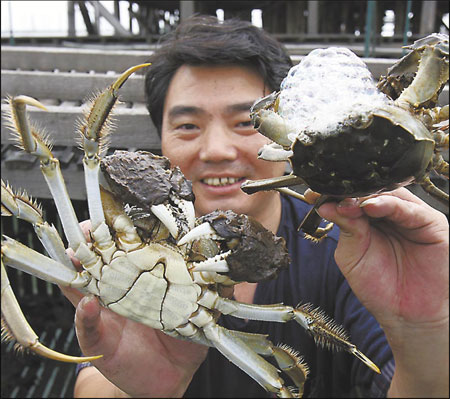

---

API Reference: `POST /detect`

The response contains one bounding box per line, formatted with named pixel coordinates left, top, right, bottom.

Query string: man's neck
left=254, top=191, right=283, bottom=234
left=233, top=281, right=258, bottom=304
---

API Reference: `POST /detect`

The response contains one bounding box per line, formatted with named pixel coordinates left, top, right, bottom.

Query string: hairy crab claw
left=99, top=150, right=195, bottom=240
left=178, top=210, right=290, bottom=283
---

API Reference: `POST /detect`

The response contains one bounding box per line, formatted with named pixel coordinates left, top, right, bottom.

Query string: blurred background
left=1, top=1, right=449, bottom=397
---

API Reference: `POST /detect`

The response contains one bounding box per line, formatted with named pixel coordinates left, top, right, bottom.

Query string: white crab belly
left=96, top=243, right=201, bottom=330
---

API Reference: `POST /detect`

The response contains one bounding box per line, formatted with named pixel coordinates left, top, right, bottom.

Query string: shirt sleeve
left=75, top=361, right=93, bottom=374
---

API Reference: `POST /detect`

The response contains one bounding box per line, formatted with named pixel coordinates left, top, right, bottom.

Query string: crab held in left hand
left=1, top=64, right=380, bottom=397
left=242, top=33, right=449, bottom=240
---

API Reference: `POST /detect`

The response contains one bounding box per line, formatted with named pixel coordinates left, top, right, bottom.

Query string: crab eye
left=226, top=237, right=240, bottom=250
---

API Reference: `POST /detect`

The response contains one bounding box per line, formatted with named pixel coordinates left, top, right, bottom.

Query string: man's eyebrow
left=225, top=102, right=254, bottom=114
left=167, top=105, right=204, bottom=119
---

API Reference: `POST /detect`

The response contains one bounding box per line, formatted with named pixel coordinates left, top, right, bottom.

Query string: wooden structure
left=1, top=45, right=448, bottom=203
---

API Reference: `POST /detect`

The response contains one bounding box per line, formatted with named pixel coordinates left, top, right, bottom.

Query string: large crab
left=241, top=33, right=449, bottom=239
left=1, top=64, right=380, bottom=397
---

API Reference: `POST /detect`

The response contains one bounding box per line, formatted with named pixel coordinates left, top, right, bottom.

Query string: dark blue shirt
left=184, top=194, right=393, bottom=397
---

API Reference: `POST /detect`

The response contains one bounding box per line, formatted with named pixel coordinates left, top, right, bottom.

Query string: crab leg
left=1, top=236, right=90, bottom=288
left=208, top=294, right=380, bottom=374
left=241, top=175, right=306, bottom=195
left=171, top=321, right=307, bottom=396
left=1, top=180, right=75, bottom=270
left=228, top=330, right=309, bottom=396
left=418, top=175, right=449, bottom=204
left=1, top=242, right=100, bottom=363
left=71, top=64, right=150, bottom=270
left=80, top=63, right=150, bottom=232
left=203, top=322, right=297, bottom=397
left=396, top=45, right=449, bottom=108
left=4, top=96, right=86, bottom=251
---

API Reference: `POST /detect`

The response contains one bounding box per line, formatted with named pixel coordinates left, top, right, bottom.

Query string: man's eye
left=176, top=123, right=199, bottom=131
left=236, top=120, right=253, bottom=128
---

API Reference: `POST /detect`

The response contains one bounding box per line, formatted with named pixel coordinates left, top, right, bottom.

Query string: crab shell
left=287, top=104, right=435, bottom=197
left=100, top=150, right=194, bottom=206
left=249, top=40, right=446, bottom=199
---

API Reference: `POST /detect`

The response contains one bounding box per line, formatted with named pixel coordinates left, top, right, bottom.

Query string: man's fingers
left=359, top=193, right=448, bottom=243
left=317, top=200, right=368, bottom=237
left=59, top=285, right=84, bottom=307
left=79, top=220, right=93, bottom=242
left=75, top=295, right=103, bottom=353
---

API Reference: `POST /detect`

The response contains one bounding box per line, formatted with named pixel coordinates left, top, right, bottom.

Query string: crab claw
left=258, top=142, right=293, bottom=162
left=190, top=251, right=231, bottom=273
left=182, top=211, right=291, bottom=283
left=177, top=222, right=219, bottom=246
left=174, top=198, right=196, bottom=230
left=151, top=203, right=180, bottom=239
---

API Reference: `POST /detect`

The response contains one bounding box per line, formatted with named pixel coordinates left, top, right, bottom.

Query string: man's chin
left=194, top=198, right=251, bottom=217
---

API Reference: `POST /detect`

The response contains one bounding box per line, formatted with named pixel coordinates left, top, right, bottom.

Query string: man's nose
left=199, top=123, right=238, bottom=162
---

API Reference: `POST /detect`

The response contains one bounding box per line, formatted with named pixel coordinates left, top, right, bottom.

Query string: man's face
left=161, top=65, right=286, bottom=221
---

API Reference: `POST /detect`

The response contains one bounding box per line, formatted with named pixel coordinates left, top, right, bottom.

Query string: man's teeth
left=202, top=177, right=243, bottom=186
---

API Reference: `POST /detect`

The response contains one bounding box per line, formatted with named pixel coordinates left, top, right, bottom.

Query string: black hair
left=144, top=15, right=293, bottom=135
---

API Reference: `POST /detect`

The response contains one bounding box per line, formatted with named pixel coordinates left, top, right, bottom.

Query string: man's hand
left=306, top=187, right=449, bottom=397
left=60, top=221, right=208, bottom=398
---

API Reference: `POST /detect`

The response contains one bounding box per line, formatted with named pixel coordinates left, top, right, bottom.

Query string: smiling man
left=160, top=64, right=286, bottom=232
left=68, top=15, right=449, bottom=398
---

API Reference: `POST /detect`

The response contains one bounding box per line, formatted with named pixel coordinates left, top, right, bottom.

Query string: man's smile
left=200, top=177, right=246, bottom=187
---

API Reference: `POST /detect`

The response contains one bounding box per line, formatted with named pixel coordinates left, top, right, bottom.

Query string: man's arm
left=74, top=367, right=129, bottom=398
left=312, top=188, right=449, bottom=397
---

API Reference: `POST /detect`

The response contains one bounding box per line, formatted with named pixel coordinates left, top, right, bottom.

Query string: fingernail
left=79, top=294, right=95, bottom=309
left=337, top=198, right=359, bottom=208
left=360, top=197, right=380, bottom=207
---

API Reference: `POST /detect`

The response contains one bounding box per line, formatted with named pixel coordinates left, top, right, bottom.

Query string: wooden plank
left=1, top=103, right=160, bottom=148
left=2, top=163, right=86, bottom=201
left=1, top=70, right=147, bottom=103
left=2, top=45, right=403, bottom=75
left=2, top=64, right=448, bottom=106
left=1, top=46, right=153, bottom=73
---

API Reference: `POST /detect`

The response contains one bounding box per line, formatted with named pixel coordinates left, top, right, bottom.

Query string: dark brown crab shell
left=199, top=210, right=290, bottom=283
left=289, top=104, right=435, bottom=197
left=100, top=150, right=194, bottom=208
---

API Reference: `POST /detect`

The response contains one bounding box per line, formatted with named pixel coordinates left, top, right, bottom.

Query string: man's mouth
left=201, top=177, right=245, bottom=187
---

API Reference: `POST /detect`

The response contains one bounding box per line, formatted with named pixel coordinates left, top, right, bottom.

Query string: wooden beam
left=68, top=1, right=76, bottom=36
left=1, top=70, right=147, bottom=103
left=1, top=103, right=160, bottom=149
left=307, top=1, right=319, bottom=35
left=88, top=0, right=132, bottom=36
left=420, top=0, right=437, bottom=35
left=77, top=1, right=98, bottom=35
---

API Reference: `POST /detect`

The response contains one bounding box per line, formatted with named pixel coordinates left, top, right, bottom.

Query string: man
left=63, top=16, right=449, bottom=397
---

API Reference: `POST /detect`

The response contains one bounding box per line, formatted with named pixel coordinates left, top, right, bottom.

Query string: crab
left=241, top=33, right=449, bottom=240
left=1, top=64, right=380, bottom=398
